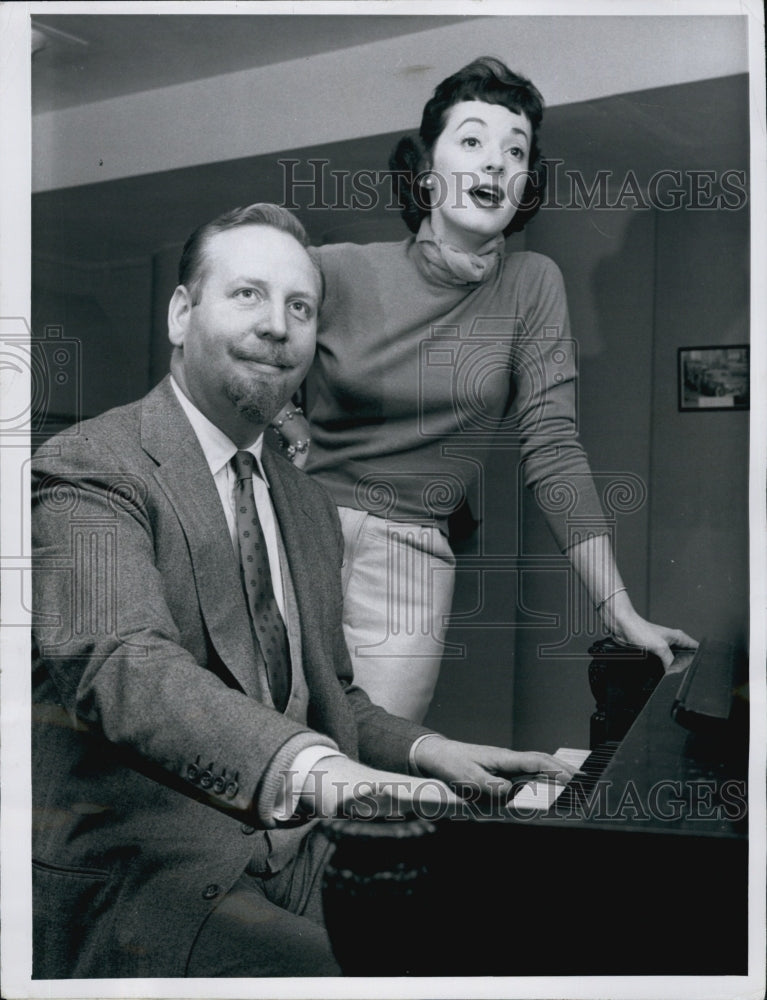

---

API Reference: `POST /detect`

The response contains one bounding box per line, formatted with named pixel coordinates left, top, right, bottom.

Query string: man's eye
left=235, top=288, right=258, bottom=300
left=290, top=301, right=312, bottom=318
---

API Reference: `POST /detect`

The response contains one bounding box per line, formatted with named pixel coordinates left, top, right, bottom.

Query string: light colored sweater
left=305, top=224, right=607, bottom=550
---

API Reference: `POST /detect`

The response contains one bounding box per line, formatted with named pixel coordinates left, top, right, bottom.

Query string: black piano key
left=551, top=742, right=620, bottom=814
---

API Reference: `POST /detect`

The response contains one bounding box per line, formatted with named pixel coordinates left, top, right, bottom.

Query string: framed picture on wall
left=678, top=345, right=750, bottom=411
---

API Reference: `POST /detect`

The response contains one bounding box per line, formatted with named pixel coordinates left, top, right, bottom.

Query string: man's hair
left=389, top=56, right=547, bottom=236
left=178, top=203, right=314, bottom=304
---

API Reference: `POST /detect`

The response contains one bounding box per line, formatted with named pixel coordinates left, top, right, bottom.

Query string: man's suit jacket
left=31, top=376, right=430, bottom=979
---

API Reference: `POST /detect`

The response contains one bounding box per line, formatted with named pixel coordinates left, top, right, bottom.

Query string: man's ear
left=168, top=285, right=192, bottom=348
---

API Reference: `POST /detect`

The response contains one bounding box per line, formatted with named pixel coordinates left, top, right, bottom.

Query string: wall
left=649, top=207, right=749, bottom=652
left=31, top=256, right=153, bottom=426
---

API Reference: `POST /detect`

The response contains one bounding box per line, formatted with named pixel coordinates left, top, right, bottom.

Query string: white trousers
left=337, top=506, right=456, bottom=724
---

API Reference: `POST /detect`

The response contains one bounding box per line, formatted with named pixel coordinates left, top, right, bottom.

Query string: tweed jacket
left=31, top=376, right=430, bottom=978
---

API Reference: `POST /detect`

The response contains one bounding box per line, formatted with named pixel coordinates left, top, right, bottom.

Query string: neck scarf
left=414, top=217, right=504, bottom=286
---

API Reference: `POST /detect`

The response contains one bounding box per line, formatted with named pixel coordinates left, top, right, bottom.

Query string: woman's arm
left=512, top=257, right=697, bottom=667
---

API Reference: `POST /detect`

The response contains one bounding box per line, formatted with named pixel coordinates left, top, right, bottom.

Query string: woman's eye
left=461, top=136, right=480, bottom=149
left=508, top=146, right=526, bottom=160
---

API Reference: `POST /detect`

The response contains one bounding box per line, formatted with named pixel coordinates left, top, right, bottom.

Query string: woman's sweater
left=304, top=224, right=607, bottom=551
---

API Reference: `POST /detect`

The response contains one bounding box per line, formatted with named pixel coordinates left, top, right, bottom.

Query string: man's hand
left=413, top=737, right=582, bottom=803
left=301, top=755, right=461, bottom=821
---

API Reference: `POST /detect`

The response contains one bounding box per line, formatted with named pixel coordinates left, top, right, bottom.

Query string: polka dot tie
left=232, top=451, right=291, bottom=712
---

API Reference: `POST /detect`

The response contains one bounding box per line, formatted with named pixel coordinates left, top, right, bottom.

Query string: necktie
left=232, top=451, right=291, bottom=712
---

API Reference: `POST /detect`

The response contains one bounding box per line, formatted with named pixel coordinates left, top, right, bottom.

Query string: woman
left=273, top=56, right=696, bottom=722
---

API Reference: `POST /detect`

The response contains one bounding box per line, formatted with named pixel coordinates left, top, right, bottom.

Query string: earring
left=420, top=174, right=434, bottom=189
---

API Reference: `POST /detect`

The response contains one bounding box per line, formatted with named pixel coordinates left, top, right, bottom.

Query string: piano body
left=321, top=639, right=749, bottom=977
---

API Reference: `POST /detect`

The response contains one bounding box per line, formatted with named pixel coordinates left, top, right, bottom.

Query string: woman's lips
left=468, top=185, right=504, bottom=208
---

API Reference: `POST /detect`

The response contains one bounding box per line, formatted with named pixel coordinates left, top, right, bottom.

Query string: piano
left=321, top=638, right=749, bottom=977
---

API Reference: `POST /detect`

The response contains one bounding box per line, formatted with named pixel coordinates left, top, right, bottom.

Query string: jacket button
left=241, top=824, right=256, bottom=835
left=199, top=770, right=213, bottom=789
left=186, top=764, right=199, bottom=781
left=224, top=780, right=239, bottom=799
left=213, top=776, right=225, bottom=794
left=202, top=884, right=220, bottom=900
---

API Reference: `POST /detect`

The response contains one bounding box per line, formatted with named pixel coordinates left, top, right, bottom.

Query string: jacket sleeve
left=32, top=430, right=336, bottom=829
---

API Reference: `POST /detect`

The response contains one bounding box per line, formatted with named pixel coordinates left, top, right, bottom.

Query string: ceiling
left=32, top=73, right=749, bottom=264
left=31, top=13, right=473, bottom=113
left=30, top=13, right=749, bottom=195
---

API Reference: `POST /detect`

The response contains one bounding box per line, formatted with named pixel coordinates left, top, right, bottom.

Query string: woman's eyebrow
left=455, top=117, right=530, bottom=142
left=455, top=116, right=488, bottom=129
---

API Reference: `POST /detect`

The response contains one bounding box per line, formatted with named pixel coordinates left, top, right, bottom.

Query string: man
left=32, top=204, right=575, bottom=979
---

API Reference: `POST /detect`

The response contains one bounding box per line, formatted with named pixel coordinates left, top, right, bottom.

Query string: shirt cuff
left=409, top=733, right=446, bottom=776
left=272, top=745, right=345, bottom=823
left=257, top=731, right=338, bottom=827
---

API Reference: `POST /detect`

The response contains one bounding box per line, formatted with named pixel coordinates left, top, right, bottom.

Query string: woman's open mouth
left=468, top=184, right=504, bottom=209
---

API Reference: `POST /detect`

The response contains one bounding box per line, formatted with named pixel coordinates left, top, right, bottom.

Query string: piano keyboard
left=509, top=743, right=620, bottom=812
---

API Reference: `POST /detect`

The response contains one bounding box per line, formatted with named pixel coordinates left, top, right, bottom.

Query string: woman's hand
left=565, top=535, right=698, bottom=669
left=269, top=404, right=312, bottom=469
left=600, top=589, right=698, bottom=669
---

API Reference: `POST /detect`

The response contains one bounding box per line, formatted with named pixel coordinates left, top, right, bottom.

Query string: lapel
left=260, top=448, right=319, bottom=619
left=260, top=449, right=334, bottom=679
left=263, top=449, right=359, bottom=750
left=140, top=377, right=261, bottom=697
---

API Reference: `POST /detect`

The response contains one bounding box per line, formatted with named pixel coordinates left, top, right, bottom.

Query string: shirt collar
left=169, top=376, right=267, bottom=482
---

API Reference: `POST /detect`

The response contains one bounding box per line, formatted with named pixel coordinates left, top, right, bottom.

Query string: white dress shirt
left=170, top=377, right=286, bottom=617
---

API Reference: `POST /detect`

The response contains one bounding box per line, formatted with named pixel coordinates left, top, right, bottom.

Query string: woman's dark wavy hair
left=389, top=56, right=546, bottom=236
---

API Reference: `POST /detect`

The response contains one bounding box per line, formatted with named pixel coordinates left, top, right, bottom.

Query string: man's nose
left=255, top=298, right=288, bottom=339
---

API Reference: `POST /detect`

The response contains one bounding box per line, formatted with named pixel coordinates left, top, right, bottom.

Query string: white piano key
left=509, top=747, right=591, bottom=810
